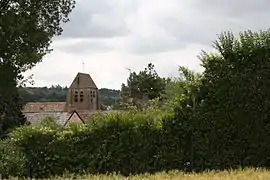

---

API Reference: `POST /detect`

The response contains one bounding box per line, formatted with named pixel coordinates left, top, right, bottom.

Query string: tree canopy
left=172, top=29, right=270, bottom=169
left=121, top=63, right=167, bottom=107
left=18, top=86, right=120, bottom=107
left=163, top=66, right=202, bottom=111
left=0, top=0, right=75, bottom=138
left=0, top=0, right=75, bottom=72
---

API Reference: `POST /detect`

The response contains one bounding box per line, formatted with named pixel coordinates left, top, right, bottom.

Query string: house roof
left=64, top=110, right=85, bottom=126
left=24, top=112, right=71, bottom=125
left=23, top=102, right=67, bottom=113
left=69, top=72, right=98, bottom=89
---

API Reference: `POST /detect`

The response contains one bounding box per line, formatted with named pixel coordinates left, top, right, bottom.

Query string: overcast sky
left=24, top=0, right=270, bottom=90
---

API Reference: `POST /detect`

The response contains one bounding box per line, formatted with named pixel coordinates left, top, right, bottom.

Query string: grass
left=8, top=169, right=270, bottom=180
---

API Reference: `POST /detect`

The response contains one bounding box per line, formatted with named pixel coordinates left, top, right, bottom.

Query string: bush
left=0, top=110, right=179, bottom=178
left=0, top=107, right=192, bottom=178
left=0, top=138, right=26, bottom=177
left=191, top=30, right=270, bottom=170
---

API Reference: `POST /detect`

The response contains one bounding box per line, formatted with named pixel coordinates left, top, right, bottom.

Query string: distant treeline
left=19, top=86, right=120, bottom=107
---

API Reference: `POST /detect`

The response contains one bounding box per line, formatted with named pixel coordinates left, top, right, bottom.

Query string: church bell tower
left=66, top=72, right=100, bottom=111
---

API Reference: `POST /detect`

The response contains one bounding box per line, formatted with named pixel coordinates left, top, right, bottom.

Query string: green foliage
left=19, top=86, right=120, bottom=107
left=163, top=66, right=202, bottom=112
left=160, top=29, right=270, bottom=171
left=40, top=117, right=64, bottom=131
left=0, top=139, right=26, bottom=178
left=19, top=86, right=69, bottom=104
left=167, top=29, right=270, bottom=170
left=0, top=0, right=75, bottom=71
left=121, top=63, right=167, bottom=107
left=0, top=63, right=26, bottom=139
left=0, top=0, right=75, bottom=138
left=190, top=30, right=270, bottom=169
left=99, top=88, right=121, bottom=107
left=4, top=29, right=270, bottom=178
left=0, top=108, right=182, bottom=178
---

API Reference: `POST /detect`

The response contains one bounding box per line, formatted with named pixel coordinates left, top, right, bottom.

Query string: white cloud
left=24, top=0, right=270, bottom=89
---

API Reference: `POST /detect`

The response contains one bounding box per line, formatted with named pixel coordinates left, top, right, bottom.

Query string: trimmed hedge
left=0, top=110, right=190, bottom=178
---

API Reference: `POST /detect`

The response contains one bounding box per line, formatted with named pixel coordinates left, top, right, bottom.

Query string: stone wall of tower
left=66, top=88, right=99, bottom=111
left=66, top=72, right=100, bottom=112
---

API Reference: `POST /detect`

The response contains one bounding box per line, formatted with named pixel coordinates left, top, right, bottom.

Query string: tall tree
left=163, top=66, right=202, bottom=111
left=0, top=62, right=26, bottom=138
left=193, top=30, right=270, bottom=169
left=0, top=0, right=75, bottom=137
left=121, top=63, right=167, bottom=106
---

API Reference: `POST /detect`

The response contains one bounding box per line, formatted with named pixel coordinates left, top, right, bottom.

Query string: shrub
left=0, top=138, right=26, bottom=178
left=162, top=29, right=270, bottom=171
left=192, top=30, right=270, bottom=170
left=0, top=109, right=174, bottom=178
left=40, top=116, right=63, bottom=130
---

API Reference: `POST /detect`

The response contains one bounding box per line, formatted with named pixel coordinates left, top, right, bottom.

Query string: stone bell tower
left=66, top=72, right=100, bottom=112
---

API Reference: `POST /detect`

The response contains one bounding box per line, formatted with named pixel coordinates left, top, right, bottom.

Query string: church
left=23, top=72, right=102, bottom=126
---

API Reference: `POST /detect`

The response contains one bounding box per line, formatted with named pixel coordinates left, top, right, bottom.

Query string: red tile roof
left=69, top=72, right=98, bottom=89
left=23, top=102, right=67, bottom=113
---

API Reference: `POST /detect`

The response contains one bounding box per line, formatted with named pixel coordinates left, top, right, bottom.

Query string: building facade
left=23, top=72, right=100, bottom=126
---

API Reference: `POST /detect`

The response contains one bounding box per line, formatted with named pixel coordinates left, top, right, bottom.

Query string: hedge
left=0, top=110, right=190, bottom=178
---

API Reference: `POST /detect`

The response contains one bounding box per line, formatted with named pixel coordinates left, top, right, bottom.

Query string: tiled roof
left=24, top=112, right=71, bottom=125
left=23, top=102, right=67, bottom=113
left=69, top=72, right=98, bottom=89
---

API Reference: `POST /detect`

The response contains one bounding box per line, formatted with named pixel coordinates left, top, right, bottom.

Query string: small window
left=90, top=98, right=93, bottom=103
left=74, top=91, right=78, bottom=102
left=80, top=91, right=84, bottom=102
left=93, top=91, right=96, bottom=98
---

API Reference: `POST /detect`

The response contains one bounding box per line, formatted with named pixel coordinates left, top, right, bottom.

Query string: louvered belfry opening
left=66, top=72, right=100, bottom=111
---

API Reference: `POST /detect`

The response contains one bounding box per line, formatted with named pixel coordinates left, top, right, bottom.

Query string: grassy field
left=9, top=169, right=270, bottom=180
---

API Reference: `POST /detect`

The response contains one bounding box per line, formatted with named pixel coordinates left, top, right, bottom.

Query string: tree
left=0, top=0, right=75, bottom=72
left=0, top=63, right=26, bottom=138
left=121, top=63, right=167, bottom=107
left=192, top=29, right=270, bottom=169
left=163, top=66, right=202, bottom=111
left=0, top=0, right=75, bottom=137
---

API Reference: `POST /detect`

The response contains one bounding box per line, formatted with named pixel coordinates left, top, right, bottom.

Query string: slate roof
left=24, top=112, right=71, bottom=125
left=69, top=72, right=98, bottom=89
left=23, top=102, right=67, bottom=113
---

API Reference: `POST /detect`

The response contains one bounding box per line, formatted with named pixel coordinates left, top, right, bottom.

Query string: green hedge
left=0, top=110, right=191, bottom=178
left=189, top=30, right=270, bottom=170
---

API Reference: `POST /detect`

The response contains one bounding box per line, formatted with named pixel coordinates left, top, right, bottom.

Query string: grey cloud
left=156, top=17, right=221, bottom=47
left=53, top=39, right=113, bottom=54
left=162, top=0, right=270, bottom=44
left=131, top=0, right=270, bottom=55
left=130, top=36, right=184, bottom=55
left=193, top=0, right=269, bottom=17
left=59, top=0, right=138, bottom=39
left=57, top=0, right=270, bottom=55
